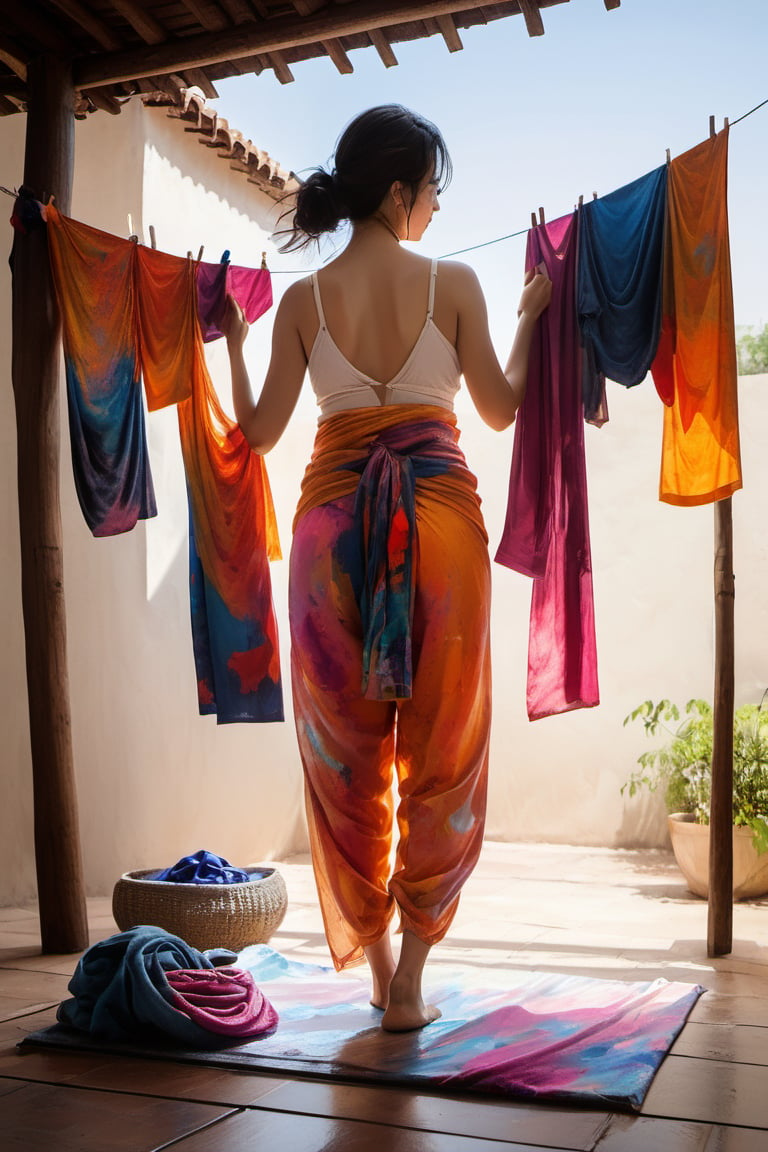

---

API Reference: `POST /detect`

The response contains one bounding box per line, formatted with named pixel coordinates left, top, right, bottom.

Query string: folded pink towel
left=165, top=967, right=278, bottom=1038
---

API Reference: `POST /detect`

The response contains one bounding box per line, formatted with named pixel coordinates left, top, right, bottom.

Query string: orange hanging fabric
left=134, top=246, right=195, bottom=411
left=652, top=128, right=742, bottom=506
left=171, top=275, right=283, bottom=722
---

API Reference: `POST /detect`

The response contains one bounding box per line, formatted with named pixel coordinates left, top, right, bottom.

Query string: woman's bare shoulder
left=275, top=275, right=315, bottom=321
left=436, top=259, right=484, bottom=305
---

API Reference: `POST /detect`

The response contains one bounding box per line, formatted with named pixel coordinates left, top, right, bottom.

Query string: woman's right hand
left=517, top=268, right=552, bottom=320
left=220, top=294, right=249, bottom=349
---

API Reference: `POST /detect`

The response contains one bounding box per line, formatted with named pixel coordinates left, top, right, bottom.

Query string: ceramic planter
left=667, top=813, right=768, bottom=900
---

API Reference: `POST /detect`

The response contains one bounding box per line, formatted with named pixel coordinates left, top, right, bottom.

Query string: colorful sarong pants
left=289, top=405, right=491, bottom=970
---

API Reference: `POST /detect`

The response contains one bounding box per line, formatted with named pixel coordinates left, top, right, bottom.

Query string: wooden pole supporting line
left=10, top=55, right=88, bottom=954
left=708, top=496, right=735, bottom=957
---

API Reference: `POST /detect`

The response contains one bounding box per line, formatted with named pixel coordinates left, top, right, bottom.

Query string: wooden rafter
left=81, top=86, right=124, bottom=114
left=0, top=34, right=29, bottom=81
left=217, top=0, right=261, bottom=20
left=436, top=14, right=463, bottom=52
left=267, top=50, right=295, bottom=84
left=180, top=68, right=220, bottom=98
left=108, top=0, right=168, bottom=46
left=3, top=6, right=71, bottom=53
left=74, top=0, right=554, bottom=88
left=368, top=27, right=398, bottom=67
left=46, top=0, right=123, bottom=51
left=322, top=38, right=354, bottom=74
left=177, top=0, right=230, bottom=32
left=518, top=0, right=545, bottom=37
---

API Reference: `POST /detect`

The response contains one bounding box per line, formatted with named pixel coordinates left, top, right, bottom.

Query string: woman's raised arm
left=222, top=282, right=308, bottom=454
left=452, top=262, right=551, bottom=430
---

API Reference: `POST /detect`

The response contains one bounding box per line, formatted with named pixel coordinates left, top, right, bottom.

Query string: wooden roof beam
left=368, top=28, right=398, bottom=68
left=436, top=14, right=463, bottom=52
left=81, top=87, right=124, bottom=114
left=217, top=0, right=256, bottom=18
left=290, top=0, right=327, bottom=13
left=108, top=0, right=167, bottom=45
left=180, top=68, right=220, bottom=99
left=0, top=76, right=28, bottom=100
left=177, top=0, right=230, bottom=31
left=3, top=7, right=71, bottom=53
left=322, top=38, right=354, bottom=74
left=75, top=0, right=537, bottom=88
left=518, top=1, right=545, bottom=37
left=46, top=0, right=123, bottom=51
left=0, top=34, right=29, bottom=81
left=267, top=51, right=295, bottom=84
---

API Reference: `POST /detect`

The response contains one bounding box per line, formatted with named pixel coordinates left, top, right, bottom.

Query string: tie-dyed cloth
left=496, top=213, right=599, bottom=722
left=577, top=164, right=668, bottom=422
left=45, top=206, right=283, bottom=722
left=291, top=405, right=490, bottom=969
left=46, top=205, right=157, bottom=537
left=27, top=945, right=704, bottom=1110
left=56, top=927, right=277, bottom=1046
left=652, top=128, right=742, bottom=506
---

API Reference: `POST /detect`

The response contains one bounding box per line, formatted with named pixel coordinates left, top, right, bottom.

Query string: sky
left=208, top=0, right=767, bottom=346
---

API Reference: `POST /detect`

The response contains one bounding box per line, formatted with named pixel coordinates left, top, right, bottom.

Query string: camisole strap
left=426, top=259, right=438, bottom=320
left=310, top=272, right=326, bottom=329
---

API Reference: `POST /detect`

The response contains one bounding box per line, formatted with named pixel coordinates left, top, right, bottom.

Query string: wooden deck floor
left=1, top=843, right=767, bottom=1151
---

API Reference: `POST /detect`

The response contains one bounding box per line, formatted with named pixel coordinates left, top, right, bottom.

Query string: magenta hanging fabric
left=196, top=258, right=273, bottom=343
left=495, top=212, right=599, bottom=720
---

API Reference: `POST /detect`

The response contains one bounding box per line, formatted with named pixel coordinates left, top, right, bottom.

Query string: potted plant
left=622, top=698, right=768, bottom=899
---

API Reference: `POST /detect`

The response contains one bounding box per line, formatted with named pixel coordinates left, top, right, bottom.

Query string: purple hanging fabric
left=196, top=259, right=273, bottom=343
left=495, top=212, right=599, bottom=720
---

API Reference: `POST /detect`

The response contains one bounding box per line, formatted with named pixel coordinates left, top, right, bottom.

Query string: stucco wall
left=1, top=99, right=766, bottom=907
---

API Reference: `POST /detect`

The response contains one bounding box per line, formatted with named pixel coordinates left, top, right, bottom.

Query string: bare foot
left=381, top=992, right=442, bottom=1032
left=364, top=934, right=396, bottom=1011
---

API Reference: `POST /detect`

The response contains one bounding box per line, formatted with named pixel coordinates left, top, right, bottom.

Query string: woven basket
left=112, top=866, right=288, bottom=952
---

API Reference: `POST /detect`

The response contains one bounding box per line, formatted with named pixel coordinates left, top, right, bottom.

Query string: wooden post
left=708, top=496, right=735, bottom=956
left=10, top=56, right=88, bottom=953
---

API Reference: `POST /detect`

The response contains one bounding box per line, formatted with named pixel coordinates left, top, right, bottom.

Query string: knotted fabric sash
left=294, top=405, right=485, bottom=701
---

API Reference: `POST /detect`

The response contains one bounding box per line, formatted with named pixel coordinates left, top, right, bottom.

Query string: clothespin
left=261, top=251, right=268, bottom=270
left=577, top=194, right=584, bottom=208
left=220, top=250, right=230, bottom=264
left=724, top=116, right=729, bottom=130
left=666, top=148, right=671, bottom=164
left=531, top=211, right=537, bottom=228
left=127, top=212, right=138, bottom=243
left=186, top=250, right=192, bottom=259
left=709, top=114, right=716, bottom=138
left=592, top=191, right=598, bottom=200
left=538, top=207, right=546, bottom=226
left=149, top=224, right=156, bottom=250
left=197, top=245, right=204, bottom=261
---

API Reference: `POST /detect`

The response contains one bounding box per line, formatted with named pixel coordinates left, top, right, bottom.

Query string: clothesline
left=2, top=96, right=766, bottom=271
left=263, top=94, right=768, bottom=271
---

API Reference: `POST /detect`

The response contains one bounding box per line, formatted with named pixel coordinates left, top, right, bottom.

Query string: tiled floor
left=1, top=843, right=766, bottom=1150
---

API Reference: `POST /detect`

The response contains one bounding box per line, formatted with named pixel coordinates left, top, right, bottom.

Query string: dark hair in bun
left=278, top=104, right=451, bottom=252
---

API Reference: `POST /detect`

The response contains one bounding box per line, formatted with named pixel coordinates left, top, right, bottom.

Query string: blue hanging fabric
left=577, top=165, right=668, bottom=422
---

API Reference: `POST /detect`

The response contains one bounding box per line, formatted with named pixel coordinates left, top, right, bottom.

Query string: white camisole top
left=307, top=259, right=461, bottom=419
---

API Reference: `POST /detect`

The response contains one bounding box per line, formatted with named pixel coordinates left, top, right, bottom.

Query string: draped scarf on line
left=577, top=164, right=668, bottom=424
left=495, top=213, right=599, bottom=721
left=651, top=127, right=742, bottom=506
left=45, top=205, right=283, bottom=722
